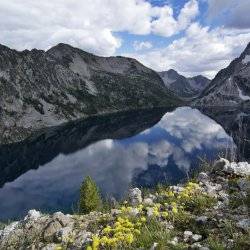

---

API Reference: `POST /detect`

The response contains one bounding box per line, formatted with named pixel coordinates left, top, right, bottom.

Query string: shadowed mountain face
left=158, top=69, right=210, bottom=99
left=0, top=108, right=169, bottom=187
left=0, top=43, right=180, bottom=144
left=195, top=42, right=250, bottom=107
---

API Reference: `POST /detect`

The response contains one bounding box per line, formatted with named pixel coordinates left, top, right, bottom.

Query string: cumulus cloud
left=0, top=0, right=199, bottom=55
left=126, top=23, right=250, bottom=78
left=133, top=41, right=153, bottom=51
left=151, top=0, right=199, bottom=36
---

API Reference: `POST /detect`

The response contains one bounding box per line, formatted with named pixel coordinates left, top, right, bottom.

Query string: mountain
left=194, top=42, right=250, bottom=106
left=0, top=43, right=180, bottom=143
left=158, top=69, right=210, bottom=99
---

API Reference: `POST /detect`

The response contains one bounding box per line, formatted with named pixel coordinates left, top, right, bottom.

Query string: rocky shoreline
left=0, top=158, right=249, bottom=250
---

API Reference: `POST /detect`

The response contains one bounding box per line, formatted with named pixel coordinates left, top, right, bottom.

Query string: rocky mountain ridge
left=158, top=69, right=210, bottom=99
left=194, top=42, right=250, bottom=107
left=0, top=43, right=180, bottom=144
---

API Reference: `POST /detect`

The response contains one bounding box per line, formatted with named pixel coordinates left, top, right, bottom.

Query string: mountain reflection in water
left=0, top=106, right=246, bottom=221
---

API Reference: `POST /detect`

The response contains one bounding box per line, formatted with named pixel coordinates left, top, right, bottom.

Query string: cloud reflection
left=0, top=107, right=234, bottom=220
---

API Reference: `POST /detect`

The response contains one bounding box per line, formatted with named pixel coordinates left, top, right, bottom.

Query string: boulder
left=128, top=188, right=142, bottom=206
left=24, top=210, right=41, bottom=221
left=143, top=198, right=154, bottom=206
left=236, top=219, right=250, bottom=232
left=43, top=220, right=62, bottom=242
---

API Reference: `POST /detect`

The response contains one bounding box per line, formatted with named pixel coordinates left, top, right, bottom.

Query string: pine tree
left=79, top=176, right=102, bottom=214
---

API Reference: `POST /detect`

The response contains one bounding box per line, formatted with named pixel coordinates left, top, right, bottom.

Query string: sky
left=0, top=0, right=250, bottom=78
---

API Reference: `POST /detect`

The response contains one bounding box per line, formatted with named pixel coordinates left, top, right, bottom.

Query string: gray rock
left=143, top=198, right=154, bottom=206
left=43, top=220, right=62, bottom=242
left=74, top=231, right=92, bottom=248
left=197, top=172, right=209, bottom=183
left=224, top=161, right=250, bottom=176
left=55, top=226, right=73, bottom=243
left=24, top=210, right=41, bottom=221
left=183, top=230, right=193, bottom=242
left=128, top=188, right=142, bottom=206
left=213, top=158, right=229, bottom=172
left=196, top=216, right=208, bottom=224
left=192, top=234, right=202, bottom=242
left=111, top=209, right=121, bottom=216
left=52, top=211, right=73, bottom=227
left=236, top=219, right=250, bottom=232
left=41, top=243, right=59, bottom=250
left=128, top=208, right=139, bottom=217
left=146, top=207, right=154, bottom=217
left=150, top=242, right=158, bottom=250
left=237, top=178, right=250, bottom=191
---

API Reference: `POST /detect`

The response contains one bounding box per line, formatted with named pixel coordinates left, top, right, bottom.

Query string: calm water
left=0, top=106, right=249, bottom=221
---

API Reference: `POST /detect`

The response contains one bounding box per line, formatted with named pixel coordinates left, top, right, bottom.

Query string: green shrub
left=79, top=176, right=102, bottom=214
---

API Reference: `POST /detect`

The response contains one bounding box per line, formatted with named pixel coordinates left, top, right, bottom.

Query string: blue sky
left=0, top=0, right=250, bottom=78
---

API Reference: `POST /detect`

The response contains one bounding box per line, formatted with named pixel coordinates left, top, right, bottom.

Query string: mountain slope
left=194, top=42, right=250, bottom=106
left=158, top=69, right=210, bottom=99
left=0, top=43, right=180, bottom=143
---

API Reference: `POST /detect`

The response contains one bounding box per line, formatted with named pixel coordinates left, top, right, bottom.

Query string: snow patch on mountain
left=237, top=85, right=250, bottom=101
left=242, top=55, right=250, bottom=64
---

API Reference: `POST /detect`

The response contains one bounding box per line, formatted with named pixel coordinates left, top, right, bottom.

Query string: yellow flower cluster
left=87, top=217, right=143, bottom=249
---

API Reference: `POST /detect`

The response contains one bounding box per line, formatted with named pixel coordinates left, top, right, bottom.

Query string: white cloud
left=133, top=41, right=153, bottom=51
left=0, top=0, right=199, bottom=55
left=151, top=0, right=199, bottom=36
left=126, top=23, right=250, bottom=78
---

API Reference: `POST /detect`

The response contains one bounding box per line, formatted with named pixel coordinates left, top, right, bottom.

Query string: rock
left=52, top=212, right=73, bottom=227
left=150, top=242, right=158, bottom=250
left=148, top=194, right=157, bottom=201
left=43, top=220, right=62, bottom=242
left=161, top=221, right=174, bottom=230
left=143, top=198, right=154, bottom=206
left=218, top=191, right=229, bottom=205
left=199, top=247, right=210, bottom=250
left=183, top=230, right=193, bottom=242
left=237, top=178, right=250, bottom=192
left=169, top=185, right=185, bottom=193
left=213, top=158, right=229, bottom=172
left=0, top=221, right=19, bottom=239
left=196, top=216, right=208, bottom=224
left=111, top=209, right=121, bottom=216
left=146, top=207, right=154, bottom=217
left=197, top=172, right=209, bottom=183
left=74, top=231, right=92, bottom=248
left=41, top=243, right=59, bottom=250
left=128, top=188, right=142, bottom=206
left=192, top=234, right=202, bottom=242
left=224, top=161, right=250, bottom=176
left=236, top=219, right=250, bottom=232
left=55, top=226, right=73, bottom=243
left=128, top=208, right=139, bottom=217
left=169, top=236, right=179, bottom=245
left=24, top=210, right=41, bottom=221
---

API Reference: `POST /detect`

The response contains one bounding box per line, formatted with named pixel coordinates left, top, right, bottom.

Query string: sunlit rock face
left=194, top=42, right=250, bottom=107
left=0, top=107, right=235, bottom=221
left=0, top=43, right=179, bottom=144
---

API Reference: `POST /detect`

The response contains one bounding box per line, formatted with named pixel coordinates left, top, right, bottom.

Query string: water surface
left=0, top=106, right=248, bottom=221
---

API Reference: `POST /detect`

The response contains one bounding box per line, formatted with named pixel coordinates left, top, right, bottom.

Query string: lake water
left=0, top=106, right=249, bottom=221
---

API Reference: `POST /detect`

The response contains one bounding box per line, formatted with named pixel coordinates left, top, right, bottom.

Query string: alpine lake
left=0, top=106, right=249, bottom=221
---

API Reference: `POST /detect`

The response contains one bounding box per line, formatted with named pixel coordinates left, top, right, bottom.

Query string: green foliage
left=207, top=236, right=225, bottom=250
left=130, top=218, right=173, bottom=249
left=79, top=176, right=102, bottom=214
